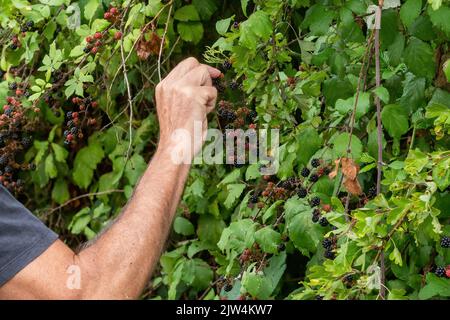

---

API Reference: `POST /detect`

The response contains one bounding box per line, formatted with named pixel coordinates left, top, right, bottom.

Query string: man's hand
left=155, top=58, right=221, bottom=157
left=0, top=58, right=220, bottom=299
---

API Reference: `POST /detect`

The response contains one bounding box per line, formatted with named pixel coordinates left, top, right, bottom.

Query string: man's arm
left=0, top=58, right=220, bottom=299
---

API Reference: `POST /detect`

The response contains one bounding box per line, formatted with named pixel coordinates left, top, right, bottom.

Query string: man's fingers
left=182, top=65, right=214, bottom=87
left=205, top=65, right=222, bottom=79
left=165, top=57, right=200, bottom=82
left=198, top=86, right=218, bottom=113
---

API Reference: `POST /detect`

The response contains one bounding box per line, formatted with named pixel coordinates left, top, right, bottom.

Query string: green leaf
left=427, top=4, right=450, bottom=34
left=381, top=104, right=410, bottom=139
left=51, top=178, right=70, bottom=205
left=84, top=0, right=99, bottom=21
left=73, top=141, right=105, bottom=189
left=333, top=132, right=363, bottom=160
left=284, top=197, right=322, bottom=256
left=245, top=163, right=261, bottom=180
left=405, top=149, right=429, bottom=174
left=262, top=200, right=283, bottom=223
left=241, top=0, right=250, bottom=16
left=182, top=258, right=213, bottom=290
left=373, top=86, right=390, bottom=104
left=418, top=273, right=450, bottom=299
left=302, top=4, right=334, bottom=36
left=399, top=75, right=426, bottom=113
left=51, top=143, right=68, bottom=162
left=177, top=21, right=204, bottom=44
left=174, top=217, right=195, bottom=236
left=174, top=5, right=200, bottom=22
left=217, top=219, right=256, bottom=252
left=197, top=215, right=226, bottom=245
left=444, top=59, right=450, bottom=82
left=192, top=0, right=218, bottom=20
left=389, top=247, right=403, bottom=266
left=400, top=0, right=423, bottom=28
left=68, top=207, right=91, bottom=235
left=239, top=11, right=272, bottom=49
left=404, top=37, right=436, bottom=80
left=45, top=153, right=57, bottom=179
left=241, top=271, right=272, bottom=299
left=216, top=17, right=232, bottom=36
left=224, top=184, right=246, bottom=209
left=255, top=227, right=282, bottom=254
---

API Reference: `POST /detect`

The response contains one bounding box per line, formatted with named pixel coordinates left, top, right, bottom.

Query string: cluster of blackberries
left=434, top=266, right=450, bottom=278
left=367, top=186, right=377, bottom=199
left=441, top=236, right=450, bottom=248
left=280, top=177, right=297, bottom=190
left=222, top=60, right=232, bottom=71
left=63, top=96, right=99, bottom=146
left=342, top=274, right=355, bottom=288
left=311, top=207, right=329, bottom=227
left=218, top=107, right=237, bottom=122
left=20, top=21, right=34, bottom=33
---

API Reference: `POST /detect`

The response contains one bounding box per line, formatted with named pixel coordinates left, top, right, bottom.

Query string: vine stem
left=158, top=4, right=173, bottom=82
left=375, top=0, right=386, bottom=300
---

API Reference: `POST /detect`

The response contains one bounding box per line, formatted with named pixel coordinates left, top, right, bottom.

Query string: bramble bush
left=1, top=0, right=450, bottom=300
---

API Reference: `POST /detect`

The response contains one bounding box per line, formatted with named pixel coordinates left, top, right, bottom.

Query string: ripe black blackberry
left=83, top=47, right=90, bottom=53
left=24, top=90, right=30, bottom=98
left=229, top=81, right=239, bottom=90
left=367, top=186, right=377, bottom=198
left=224, top=284, right=233, bottom=292
left=300, top=167, right=310, bottom=177
left=4, top=166, right=13, bottom=174
left=67, top=120, right=74, bottom=127
left=311, top=197, right=321, bottom=207
left=277, top=243, right=285, bottom=251
left=233, top=21, right=239, bottom=29
left=319, top=217, right=329, bottom=227
left=309, top=174, right=319, bottom=183
left=322, top=238, right=332, bottom=249
left=26, top=21, right=34, bottom=28
left=70, top=127, right=78, bottom=134
left=9, top=43, right=17, bottom=50
left=250, top=194, right=259, bottom=204
left=66, top=111, right=73, bottom=118
left=311, top=158, right=320, bottom=168
left=9, top=82, right=17, bottom=90
left=20, top=25, right=28, bottom=33
left=222, top=60, right=232, bottom=71
left=247, top=110, right=257, bottom=122
left=297, top=187, right=307, bottom=198
left=0, top=155, right=8, bottom=166
left=21, top=137, right=32, bottom=148
left=435, top=266, right=446, bottom=277
left=441, top=236, right=450, bottom=248
left=324, top=249, right=335, bottom=260
left=226, top=111, right=237, bottom=122
left=0, top=70, right=4, bottom=78
left=312, top=208, right=320, bottom=223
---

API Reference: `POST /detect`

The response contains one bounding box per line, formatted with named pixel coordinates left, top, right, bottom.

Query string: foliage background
left=0, top=0, right=449, bottom=300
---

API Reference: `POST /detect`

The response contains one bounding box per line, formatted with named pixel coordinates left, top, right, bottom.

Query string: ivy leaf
left=224, top=184, right=246, bottom=209
left=381, top=104, right=410, bottom=139
left=255, top=227, right=282, bottom=254
left=404, top=37, right=436, bottom=80
left=174, top=217, right=195, bottom=236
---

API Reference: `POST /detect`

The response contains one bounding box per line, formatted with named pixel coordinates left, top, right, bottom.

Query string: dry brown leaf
left=341, top=157, right=360, bottom=180
left=136, top=33, right=161, bottom=60
left=328, top=159, right=341, bottom=179
left=343, top=177, right=362, bottom=195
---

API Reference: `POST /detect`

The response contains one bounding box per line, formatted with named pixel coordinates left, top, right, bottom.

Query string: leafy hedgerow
left=1, top=0, right=450, bottom=300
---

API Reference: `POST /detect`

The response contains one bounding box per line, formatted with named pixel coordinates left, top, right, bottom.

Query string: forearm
left=78, top=146, right=190, bottom=299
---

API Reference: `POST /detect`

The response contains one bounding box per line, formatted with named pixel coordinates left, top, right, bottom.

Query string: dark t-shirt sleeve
left=0, top=185, right=58, bottom=287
